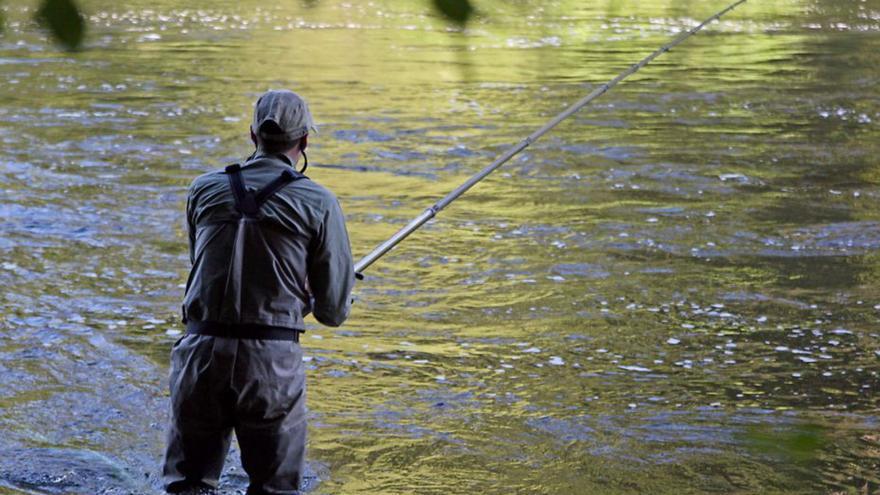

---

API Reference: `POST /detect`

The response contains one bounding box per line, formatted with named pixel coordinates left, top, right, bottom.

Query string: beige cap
left=251, top=89, right=316, bottom=144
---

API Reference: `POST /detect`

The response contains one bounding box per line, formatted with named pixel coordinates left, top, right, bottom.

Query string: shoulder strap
left=254, top=168, right=305, bottom=208
left=225, top=164, right=259, bottom=216
left=225, top=164, right=306, bottom=216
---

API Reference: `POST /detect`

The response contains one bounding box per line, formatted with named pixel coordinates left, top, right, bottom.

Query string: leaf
left=36, top=0, right=85, bottom=51
left=432, top=0, right=474, bottom=26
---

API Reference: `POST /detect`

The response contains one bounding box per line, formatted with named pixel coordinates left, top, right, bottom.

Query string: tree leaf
left=432, top=0, right=474, bottom=26
left=36, top=0, right=85, bottom=51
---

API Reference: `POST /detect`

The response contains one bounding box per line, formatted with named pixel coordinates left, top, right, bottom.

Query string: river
left=0, top=0, right=878, bottom=493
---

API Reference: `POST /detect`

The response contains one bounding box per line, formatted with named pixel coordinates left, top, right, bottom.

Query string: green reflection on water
left=0, top=0, right=879, bottom=493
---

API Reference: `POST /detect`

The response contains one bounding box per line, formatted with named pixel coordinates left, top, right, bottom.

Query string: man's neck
left=254, top=148, right=300, bottom=165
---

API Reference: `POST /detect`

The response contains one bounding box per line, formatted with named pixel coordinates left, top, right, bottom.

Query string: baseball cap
left=251, top=89, right=316, bottom=144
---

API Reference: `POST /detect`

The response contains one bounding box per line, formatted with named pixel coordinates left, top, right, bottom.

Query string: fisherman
left=162, top=89, right=355, bottom=494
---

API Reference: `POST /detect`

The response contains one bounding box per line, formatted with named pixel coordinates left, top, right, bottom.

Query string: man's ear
left=250, top=129, right=258, bottom=147
left=300, top=135, right=308, bottom=151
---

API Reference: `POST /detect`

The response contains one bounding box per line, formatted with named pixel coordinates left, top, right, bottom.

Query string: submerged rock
left=0, top=447, right=152, bottom=494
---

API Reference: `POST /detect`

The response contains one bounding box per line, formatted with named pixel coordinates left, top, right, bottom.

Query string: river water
left=1, top=0, right=878, bottom=493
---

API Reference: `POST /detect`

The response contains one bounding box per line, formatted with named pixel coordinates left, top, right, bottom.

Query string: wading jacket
left=182, top=153, right=354, bottom=331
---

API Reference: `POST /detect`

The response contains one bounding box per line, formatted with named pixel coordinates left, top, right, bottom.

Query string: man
left=163, top=89, right=355, bottom=494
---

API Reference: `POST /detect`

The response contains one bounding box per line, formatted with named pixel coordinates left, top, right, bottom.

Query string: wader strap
left=255, top=169, right=300, bottom=206
left=224, top=164, right=305, bottom=217
left=225, top=164, right=259, bottom=215
left=187, top=320, right=302, bottom=342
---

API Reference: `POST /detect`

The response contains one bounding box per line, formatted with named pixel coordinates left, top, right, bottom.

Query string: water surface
left=1, top=0, right=879, bottom=493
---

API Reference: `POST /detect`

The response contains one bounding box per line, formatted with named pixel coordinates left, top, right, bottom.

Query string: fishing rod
left=354, top=0, right=747, bottom=278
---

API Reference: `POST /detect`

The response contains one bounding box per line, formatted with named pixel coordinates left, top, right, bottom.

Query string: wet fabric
left=162, top=334, right=307, bottom=495
left=183, top=153, right=355, bottom=330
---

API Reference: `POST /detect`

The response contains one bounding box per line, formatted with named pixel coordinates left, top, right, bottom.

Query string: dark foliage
left=36, top=0, right=85, bottom=51
left=432, top=0, right=474, bottom=25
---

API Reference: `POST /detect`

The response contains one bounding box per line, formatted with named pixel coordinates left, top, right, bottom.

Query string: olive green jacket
left=182, top=153, right=354, bottom=329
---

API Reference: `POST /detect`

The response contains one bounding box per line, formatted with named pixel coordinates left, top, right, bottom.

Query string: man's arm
left=307, top=197, right=355, bottom=327
left=185, top=184, right=197, bottom=265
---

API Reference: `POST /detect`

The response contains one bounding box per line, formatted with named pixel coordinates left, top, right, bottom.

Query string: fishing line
left=354, top=0, right=747, bottom=278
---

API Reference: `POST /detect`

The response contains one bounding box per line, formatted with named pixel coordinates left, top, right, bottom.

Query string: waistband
left=186, top=321, right=301, bottom=342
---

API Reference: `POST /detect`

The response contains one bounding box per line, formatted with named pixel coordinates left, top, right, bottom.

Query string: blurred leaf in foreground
left=432, top=0, right=474, bottom=26
left=36, top=0, right=85, bottom=51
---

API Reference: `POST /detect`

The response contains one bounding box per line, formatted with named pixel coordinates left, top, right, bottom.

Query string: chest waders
left=166, top=162, right=311, bottom=489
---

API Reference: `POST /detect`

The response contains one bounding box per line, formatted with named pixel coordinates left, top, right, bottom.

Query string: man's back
left=183, top=153, right=354, bottom=330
